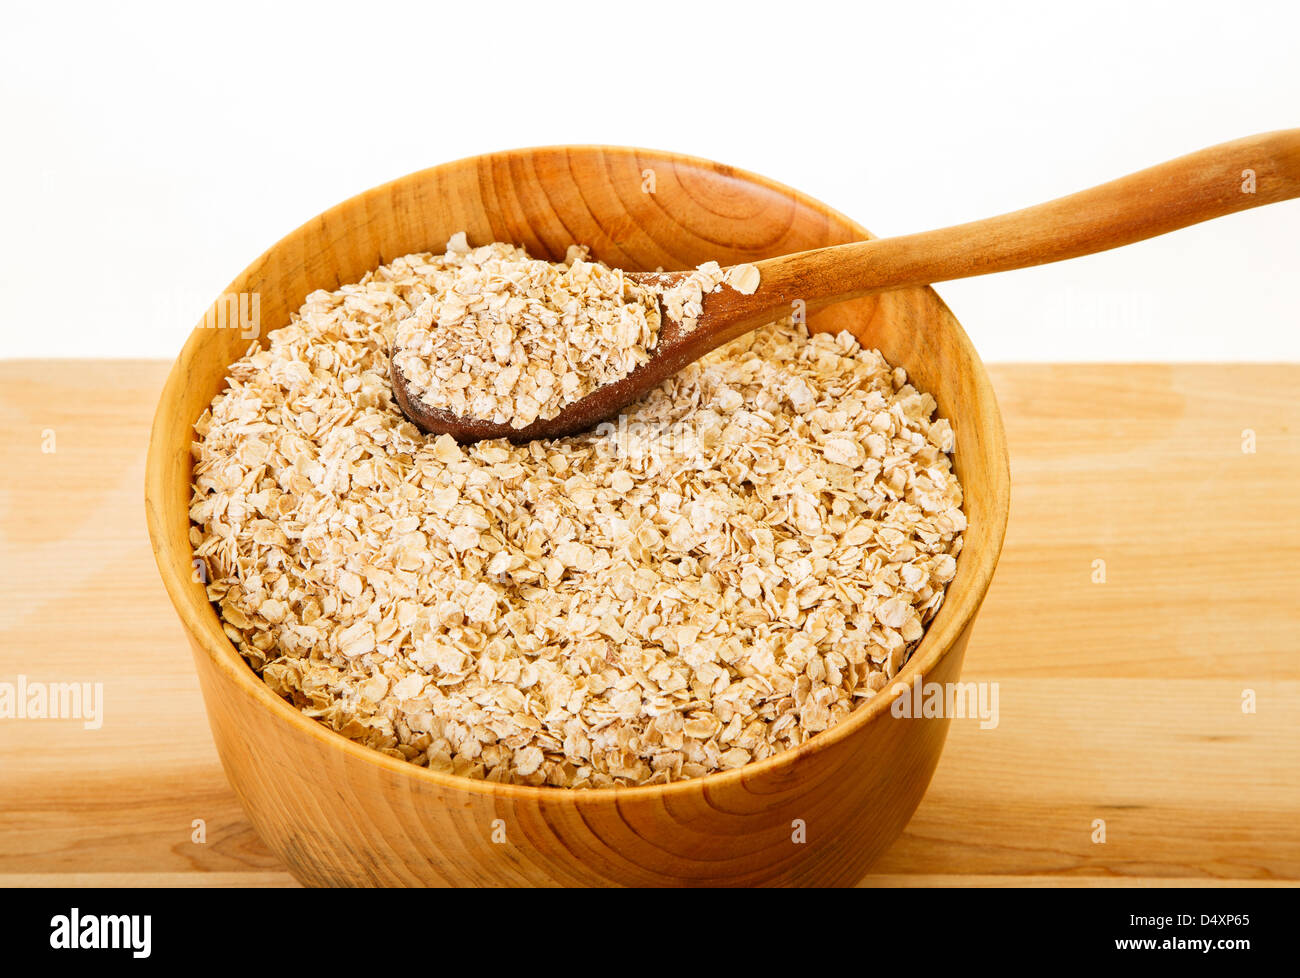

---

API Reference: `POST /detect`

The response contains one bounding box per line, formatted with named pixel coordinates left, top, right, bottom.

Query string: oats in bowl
left=189, top=239, right=965, bottom=789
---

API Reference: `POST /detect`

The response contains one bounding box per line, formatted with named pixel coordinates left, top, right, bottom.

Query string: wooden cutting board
left=1, top=360, right=1297, bottom=887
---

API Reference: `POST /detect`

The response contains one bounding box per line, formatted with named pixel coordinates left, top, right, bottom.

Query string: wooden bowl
left=145, top=147, right=1011, bottom=886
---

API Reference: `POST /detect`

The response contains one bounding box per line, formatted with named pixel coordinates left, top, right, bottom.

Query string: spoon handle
left=740, top=128, right=1300, bottom=321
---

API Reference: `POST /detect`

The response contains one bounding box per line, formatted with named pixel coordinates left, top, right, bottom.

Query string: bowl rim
left=144, top=143, right=1011, bottom=804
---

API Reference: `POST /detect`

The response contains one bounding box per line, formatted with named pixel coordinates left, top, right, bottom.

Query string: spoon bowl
left=391, top=270, right=745, bottom=442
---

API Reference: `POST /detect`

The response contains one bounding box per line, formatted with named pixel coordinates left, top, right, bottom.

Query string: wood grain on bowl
left=143, top=147, right=1011, bottom=886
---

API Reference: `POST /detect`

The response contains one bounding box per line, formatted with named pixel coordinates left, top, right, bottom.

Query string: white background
left=2, top=0, right=1297, bottom=361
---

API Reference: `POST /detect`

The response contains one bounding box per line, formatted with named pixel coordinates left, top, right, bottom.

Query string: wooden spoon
left=393, top=129, right=1300, bottom=442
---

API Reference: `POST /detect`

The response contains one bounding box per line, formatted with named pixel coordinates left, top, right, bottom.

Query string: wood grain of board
left=1, top=359, right=1297, bottom=886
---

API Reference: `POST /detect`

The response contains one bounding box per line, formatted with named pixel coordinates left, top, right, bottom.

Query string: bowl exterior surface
left=146, top=147, right=1010, bottom=887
